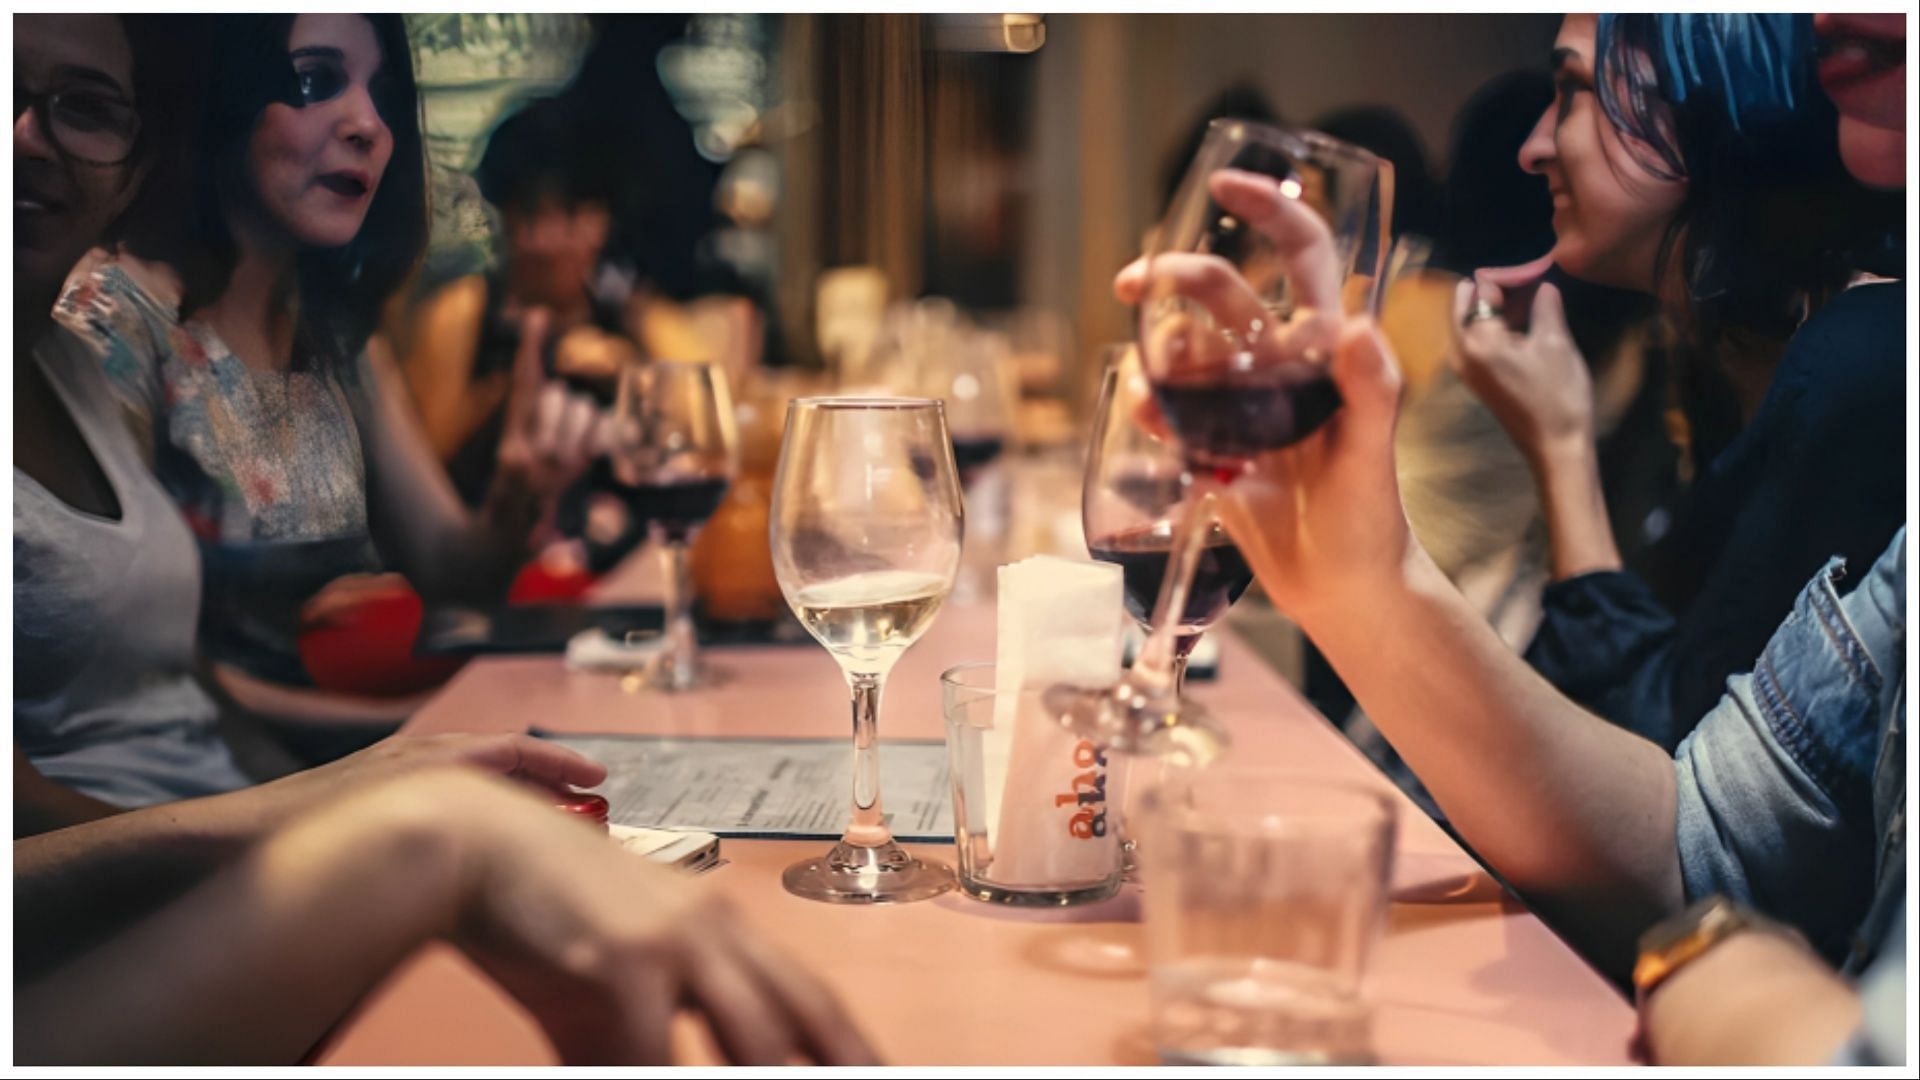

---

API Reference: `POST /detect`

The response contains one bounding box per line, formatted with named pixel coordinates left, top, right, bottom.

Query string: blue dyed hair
left=1591, top=14, right=1897, bottom=343
left=1596, top=13, right=1818, bottom=179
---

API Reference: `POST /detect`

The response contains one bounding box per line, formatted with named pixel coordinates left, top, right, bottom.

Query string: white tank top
left=13, top=329, right=250, bottom=806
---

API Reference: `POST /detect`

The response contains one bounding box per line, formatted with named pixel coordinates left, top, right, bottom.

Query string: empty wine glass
left=608, top=360, right=737, bottom=690
left=1050, top=120, right=1392, bottom=762
left=770, top=397, right=963, bottom=903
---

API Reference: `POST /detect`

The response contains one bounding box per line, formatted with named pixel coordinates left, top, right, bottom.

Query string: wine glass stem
left=1134, top=488, right=1217, bottom=695
left=655, top=526, right=697, bottom=682
left=844, top=671, right=892, bottom=848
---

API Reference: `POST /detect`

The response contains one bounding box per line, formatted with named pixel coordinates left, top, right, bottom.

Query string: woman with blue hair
left=1120, top=9, right=1905, bottom=1064
left=1450, top=13, right=1903, bottom=753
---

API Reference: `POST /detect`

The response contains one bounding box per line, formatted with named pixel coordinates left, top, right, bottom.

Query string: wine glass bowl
left=1138, top=120, right=1392, bottom=472
left=770, top=397, right=963, bottom=903
left=1083, top=347, right=1254, bottom=667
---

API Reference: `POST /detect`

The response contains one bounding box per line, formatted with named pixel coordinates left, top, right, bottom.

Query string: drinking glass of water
left=1137, top=767, right=1397, bottom=1065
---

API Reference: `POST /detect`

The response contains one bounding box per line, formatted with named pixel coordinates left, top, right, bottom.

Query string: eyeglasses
left=16, top=85, right=141, bottom=167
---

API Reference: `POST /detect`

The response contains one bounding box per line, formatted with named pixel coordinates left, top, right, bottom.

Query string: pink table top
left=315, top=589, right=1634, bottom=1066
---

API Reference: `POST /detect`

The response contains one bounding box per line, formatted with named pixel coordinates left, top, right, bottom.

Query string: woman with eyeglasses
left=44, top=15, right=604, bottom=791
left=1449, top=15, right=1904, bottom=753
left=12, top=14, right=255, bottom=832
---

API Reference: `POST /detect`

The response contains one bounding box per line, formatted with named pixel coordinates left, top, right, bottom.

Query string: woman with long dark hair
left=49, top=15, right=601, bottom=788
left=1451, top=13, right=1904, bottom=751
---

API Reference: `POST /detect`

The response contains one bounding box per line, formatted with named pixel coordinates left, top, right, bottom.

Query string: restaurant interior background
left=395, top=12, right=1568, bottom=671
left=410, top=12, right=1556, bottom=393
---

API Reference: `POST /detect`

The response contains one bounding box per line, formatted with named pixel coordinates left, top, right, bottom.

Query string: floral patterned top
left=56, top=251, right=382, bottom=685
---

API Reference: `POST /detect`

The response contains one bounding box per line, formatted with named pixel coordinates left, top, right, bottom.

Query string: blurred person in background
left=403, top=95, right=636, bottom=512
left=49, top=15, right=604, bottom=786
left=1139, top=8, right=1905, bottom=1064
left=1452, top=13, right=1904, bottom=752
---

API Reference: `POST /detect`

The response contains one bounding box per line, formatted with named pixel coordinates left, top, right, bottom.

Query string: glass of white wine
left=770, top=397, right=963, bottom=903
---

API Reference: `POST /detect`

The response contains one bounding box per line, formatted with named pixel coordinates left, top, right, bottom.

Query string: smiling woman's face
left=13, top=13, right=139, bottom=300
left=1515, top=15, right=1688, bottom=293
left=246, top=13, right=394, bottom=249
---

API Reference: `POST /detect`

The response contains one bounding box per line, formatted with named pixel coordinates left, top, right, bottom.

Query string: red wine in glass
left=950, top=433, right=1005, bottom=486
left=630, top=475, right=728, bottom=542
left=591, top=463, right=728, bottom=543
left=1150, top=359, right=1342, bottom=471
left=1086, top=522, right=1253, bottom=649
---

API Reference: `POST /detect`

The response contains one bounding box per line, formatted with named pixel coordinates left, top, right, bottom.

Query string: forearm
left=363, top=345, right=537, bottom=605
left=1529, top=436, right=1624, bottom=581
left=13, top=778, right=480, bottom=1065
left=212, top=661, right=431, bottom=727
left=1298, top=548, right=1682, bottom=968
left=13, top=747, right=124, bottom=838
left=13, top=788, right=268, bottom=981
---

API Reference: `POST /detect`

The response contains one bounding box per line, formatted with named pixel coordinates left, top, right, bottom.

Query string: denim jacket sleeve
left=1672, top=527, right=1906, bottom=966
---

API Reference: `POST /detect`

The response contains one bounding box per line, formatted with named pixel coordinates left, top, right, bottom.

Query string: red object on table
left=553, top=790, right=610, bottom=830
left=297, top=580, right=466, bottom=697
left=507, top=559, right=598, bottom=605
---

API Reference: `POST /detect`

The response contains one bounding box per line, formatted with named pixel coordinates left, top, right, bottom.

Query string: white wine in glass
left=771, top=397, right=962, bottom=903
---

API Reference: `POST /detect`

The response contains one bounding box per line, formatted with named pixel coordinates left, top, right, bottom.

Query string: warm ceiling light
left=929, top=14, right=1045, bottom=53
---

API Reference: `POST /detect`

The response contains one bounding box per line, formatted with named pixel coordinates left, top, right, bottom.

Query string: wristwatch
left=1632, top=895, right=1788, bottom=1003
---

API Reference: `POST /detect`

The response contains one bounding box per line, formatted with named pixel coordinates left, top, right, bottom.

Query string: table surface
left=315, top=571, right=1635, bottom=1066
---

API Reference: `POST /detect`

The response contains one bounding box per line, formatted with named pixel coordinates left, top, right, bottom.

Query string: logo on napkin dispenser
left=1055, top=739, right=1109, bottom=839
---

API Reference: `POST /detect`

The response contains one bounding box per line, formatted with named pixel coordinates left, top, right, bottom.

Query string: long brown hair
left=120, top=14, right=429, bottom=374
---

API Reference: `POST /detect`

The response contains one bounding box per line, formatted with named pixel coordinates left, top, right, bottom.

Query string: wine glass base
left=1044, top=681, right=1230, bottom=767
left=782, top=839, right=955, bottom=904
left=629, top=653, right=727, bottom=693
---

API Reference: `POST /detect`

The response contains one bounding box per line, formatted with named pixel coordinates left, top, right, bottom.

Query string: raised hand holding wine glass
left=1052, top=120, right=1392, bottom=763
left=770, top=398, right=963, bottom=903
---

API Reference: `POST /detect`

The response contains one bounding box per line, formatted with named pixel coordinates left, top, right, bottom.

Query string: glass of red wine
left=1084, top=346, right=1253, bottom=689
left=927, top=324, right=1016, bottom=606
left=1049, top=120, right=1392, bottom=763
left=608, top=359, right=738, bottom=690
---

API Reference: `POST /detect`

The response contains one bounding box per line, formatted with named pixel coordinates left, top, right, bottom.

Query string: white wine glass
left=770, top=397, right=963, bottom=903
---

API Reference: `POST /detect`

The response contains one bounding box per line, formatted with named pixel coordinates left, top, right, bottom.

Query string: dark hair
left=1593, top=14, right=1901, bottom=347
left=122, top=14, right=428, bottom=373
left=111, top=17, right=211, bottom=202
left=474, top=95, right=616, bottom=216
left=1312, top=105, right=1441, bottom=242
left=1160, top=83, right=1281, bottom=210
left=1434, top=70, right=1555, bottom=275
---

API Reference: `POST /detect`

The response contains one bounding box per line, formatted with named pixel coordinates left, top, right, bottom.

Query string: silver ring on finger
left=1462, top=297, right=1503, bottom=327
